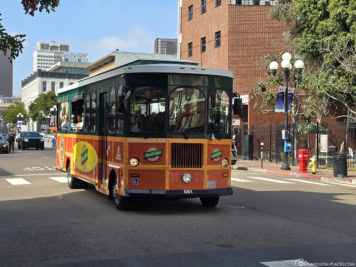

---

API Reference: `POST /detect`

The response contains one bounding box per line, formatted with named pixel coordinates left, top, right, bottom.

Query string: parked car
left=0, top=135, right=9, bottom=153
left=18, top=131, right=45, bottom=150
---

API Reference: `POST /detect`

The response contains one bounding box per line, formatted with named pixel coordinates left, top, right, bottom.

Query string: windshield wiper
left=180, top=130, right=188, bottom=140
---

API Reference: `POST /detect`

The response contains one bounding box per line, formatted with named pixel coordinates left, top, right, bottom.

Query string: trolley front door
left=98, top=92, right=108, bottom=189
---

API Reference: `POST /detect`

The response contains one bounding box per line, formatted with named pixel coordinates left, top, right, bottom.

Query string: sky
left=3, top=0, right=178, bottom=96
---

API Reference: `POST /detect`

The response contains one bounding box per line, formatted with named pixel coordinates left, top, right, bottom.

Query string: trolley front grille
left=171, top=143, right=203, bottom=168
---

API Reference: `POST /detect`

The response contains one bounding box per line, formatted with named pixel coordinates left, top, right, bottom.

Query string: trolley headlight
left=24, top=139, right=29, bottom=142
left=182, top=173, right=192, bottom=183
left=129, top=157, right=139, bottom=167
left=221, top=158, right=229, bottom=167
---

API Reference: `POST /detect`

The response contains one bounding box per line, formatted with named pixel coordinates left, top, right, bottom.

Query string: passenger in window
left=76, top=114, right=83, bottom=132
left=61, top=114, right=69, bottom=131
left=71, top=115, right=77, bottom=131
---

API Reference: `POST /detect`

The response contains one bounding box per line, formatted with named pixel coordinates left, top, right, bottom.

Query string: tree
left=0, top=0, right=60, bottom=61
left=270, top=0, right=356, bottom=119
left=3, top=102, right=28, bottom=124
left=28, top=91, right=57, bottom=121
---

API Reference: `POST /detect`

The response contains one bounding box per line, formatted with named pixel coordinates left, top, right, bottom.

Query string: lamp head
left=294, top=59, right=304, bottom=70
left=269, top=61, right=278, bottom=75
left=281, top=59, right=292, bottom=70
left=282, top=52, right=292, bottom=61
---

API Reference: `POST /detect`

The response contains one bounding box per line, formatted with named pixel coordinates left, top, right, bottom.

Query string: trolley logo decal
left=81, top=145, right=88, bottom=166
left=144, top=147, right=162, bottom=162
left=211, top=149, right=222, bottom=162
left=73, top=141, right=98, bottom=173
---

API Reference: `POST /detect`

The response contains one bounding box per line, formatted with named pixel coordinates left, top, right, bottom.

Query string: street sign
left=320, top=134, right=328, bottom=153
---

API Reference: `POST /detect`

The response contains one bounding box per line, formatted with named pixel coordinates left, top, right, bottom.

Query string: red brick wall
left=180, top=0, right=229, bottom=70
left=228, top=6, right=289, bottom=95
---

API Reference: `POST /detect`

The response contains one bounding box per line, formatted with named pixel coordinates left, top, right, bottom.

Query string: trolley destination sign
left=144, top=149, right=163, bottom=159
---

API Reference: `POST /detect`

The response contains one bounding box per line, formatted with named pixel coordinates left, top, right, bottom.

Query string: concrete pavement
left=232, top=159, right=356, bottom=184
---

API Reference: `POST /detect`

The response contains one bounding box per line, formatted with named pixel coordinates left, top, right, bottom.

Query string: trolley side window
left=208, top=90, right=230, bottom=135
left=70, top=97, right=84, bottom=132
left=109, top=86, right=116, bottom=134
left=59, top=101, right=69, bottom=132
left=84, top=94, right=91, bottom=132
left=130, top=87, right=166, bottom=133
left=91, top=92, right=97, bottom=133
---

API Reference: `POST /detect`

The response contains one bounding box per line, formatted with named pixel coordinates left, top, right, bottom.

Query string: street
left=0, top=149, right=356, bottom=267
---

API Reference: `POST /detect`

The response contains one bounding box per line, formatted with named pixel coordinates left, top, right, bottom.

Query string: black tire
left=36, top=147, right=39, bottom=150
left=200, top=196, right=220, bottom=207
left=67, top=163, right=81, bottom=189
left=22, top=145, right=25, bottom=150
left=114, top=191, right=130, bottom=211
left=41, top=146, right=44, bottom=150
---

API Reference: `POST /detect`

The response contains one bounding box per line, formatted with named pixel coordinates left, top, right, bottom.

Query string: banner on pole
left=275, top=86, right=295, bottom=113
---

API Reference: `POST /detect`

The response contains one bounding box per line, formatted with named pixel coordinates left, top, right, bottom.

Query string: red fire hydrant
left=298, top=149, right=310, bottom=173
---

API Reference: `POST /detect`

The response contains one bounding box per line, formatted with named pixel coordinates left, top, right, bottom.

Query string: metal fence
left=247, top=122, right=356, bottom=170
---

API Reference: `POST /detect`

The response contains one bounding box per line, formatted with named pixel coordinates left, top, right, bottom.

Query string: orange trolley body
left=56, top=60, right=235, bottom=210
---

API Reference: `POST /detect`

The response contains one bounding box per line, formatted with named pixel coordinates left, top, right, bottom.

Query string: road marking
left=5, top=178, right=31, bottom=185
left=326, top=182, right=356, bottom=188
left=232, top=178, right=253, bottom=183
left=49, top=177, right=68, bottom=183
left=0, top=173, right=63, bottom=178
left=248, top=176, right=293, bottom=184
left=288, top=179, right=330, bottom=186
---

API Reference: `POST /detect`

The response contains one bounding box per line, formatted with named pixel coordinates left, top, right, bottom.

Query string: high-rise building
left=0, top=52, right=13, bottom=97
left=33, top=41, right=70, bottom=71
left=154, top=38, right=178, bottom=56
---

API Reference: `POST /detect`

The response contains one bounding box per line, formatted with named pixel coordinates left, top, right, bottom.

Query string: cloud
left=85, top=26, right=154, bottom=56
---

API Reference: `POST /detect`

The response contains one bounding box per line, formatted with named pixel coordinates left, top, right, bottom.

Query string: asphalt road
left=0, top=149, right=356, bottom=267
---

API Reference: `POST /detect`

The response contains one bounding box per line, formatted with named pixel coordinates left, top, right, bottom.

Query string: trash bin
left=333, top=152, right=348, bottom=178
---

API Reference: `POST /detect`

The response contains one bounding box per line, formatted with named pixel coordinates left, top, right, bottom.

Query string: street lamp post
left=50, top=105, right=57, bottom=127
left=16, top=113, right=24, bottom=132
left=269, top=53, right=304, bottom=171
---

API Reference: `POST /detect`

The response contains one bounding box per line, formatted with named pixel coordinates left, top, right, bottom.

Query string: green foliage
left=28, top=91, right=57, bottom=121
left=0, top=0, right=59, bottom=60
left=251, top=54, right=306, bottom=120
left=3, top=102, right=28, bottom=124
left=270, top=0, right=356, bottom=119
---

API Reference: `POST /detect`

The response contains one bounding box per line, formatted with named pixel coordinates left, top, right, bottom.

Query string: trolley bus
left=56, top=60, right=235, bottom=210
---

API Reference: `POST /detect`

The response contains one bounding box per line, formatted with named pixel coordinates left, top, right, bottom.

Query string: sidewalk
left=232, top=159, right=356, bottom=184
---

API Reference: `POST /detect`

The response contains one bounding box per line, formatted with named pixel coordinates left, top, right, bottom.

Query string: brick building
left=178, top=0, right=294, bottom=154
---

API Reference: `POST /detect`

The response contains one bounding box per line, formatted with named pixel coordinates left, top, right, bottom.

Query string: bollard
left=260, top=142, right=264, bottom=169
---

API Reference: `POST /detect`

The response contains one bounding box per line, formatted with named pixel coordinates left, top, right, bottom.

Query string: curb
left=232, top=166, right=356, bottom=184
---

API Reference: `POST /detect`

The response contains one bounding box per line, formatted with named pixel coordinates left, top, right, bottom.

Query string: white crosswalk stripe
left=49, top=177, right=68, bottom=183
left=6, top=178, right=31, bottom=185
left=326, top=182, right=356, bottom=188
left=231, top=178, right=253, bottom=183
left=288, top=179, right=330, bottom=186
left=248, top=176, right=293, bottom=184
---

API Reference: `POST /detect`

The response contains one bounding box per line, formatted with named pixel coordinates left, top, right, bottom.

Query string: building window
left=51, top=81, right=55, bottom=91
left=201, top=0, right=206, bottom=14
left=188, top=5, right=193, bottom=20
left=42, top=81, right=47, bottom=92
left=215, top=31, right=221, bottom=48
left=188, top=42, right=193, bottom=57
left=216, top=0, right=221, bottom=7
left=60, top=82, right=64, bottom=89
left=201, top=37, right=206, bottom=53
